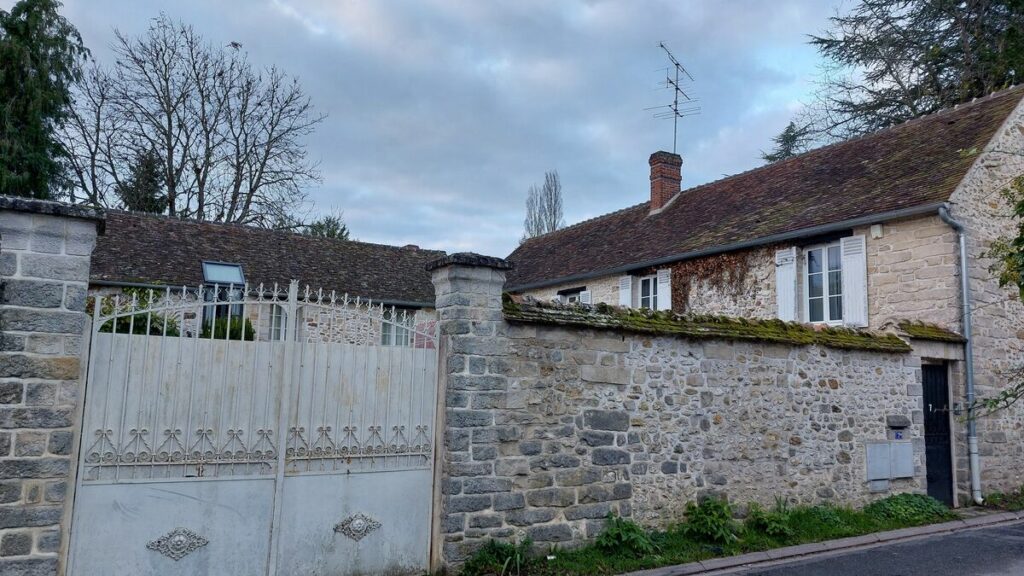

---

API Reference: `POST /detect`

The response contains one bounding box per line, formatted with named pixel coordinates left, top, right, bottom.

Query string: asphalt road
left=734, top=522, right=1024, bottom=576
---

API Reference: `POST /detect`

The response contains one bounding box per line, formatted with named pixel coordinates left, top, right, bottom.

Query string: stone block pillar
left=0, top=197, right=103, bottom=576
left=427, top=253, right=514, bottom=569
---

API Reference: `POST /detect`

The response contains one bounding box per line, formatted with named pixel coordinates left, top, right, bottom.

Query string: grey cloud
left=54, top=0, right=838, bottom=255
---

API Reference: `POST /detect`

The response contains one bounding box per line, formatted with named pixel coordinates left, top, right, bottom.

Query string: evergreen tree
left=305, top=213, right=350, bottom=240
left=0, top=0, right=88, bottom=198
left=115, top=150, right=167, bottom=213
left=796, top=0, right=1024, bottom=141
left=761, top=122, right=810, bottom=163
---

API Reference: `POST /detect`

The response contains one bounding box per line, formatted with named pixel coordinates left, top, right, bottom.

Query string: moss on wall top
left=503, top=295, right=912, bottom=353
left=897, top=320, right=965, bottom=343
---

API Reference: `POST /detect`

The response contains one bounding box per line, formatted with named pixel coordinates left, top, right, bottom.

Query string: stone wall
left=948, top=97, right=1024, bottom=495
left=855, top=216, right=961, bottom=331
left=431, top=256, right=923, bottom=565
left=0, top=198, right=102, bottom=576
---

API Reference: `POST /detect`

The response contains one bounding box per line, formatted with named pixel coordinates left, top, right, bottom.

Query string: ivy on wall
left=666, top=250, right=762, bottom=312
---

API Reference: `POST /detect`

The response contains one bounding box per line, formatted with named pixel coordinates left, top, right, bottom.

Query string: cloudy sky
left=46, top=0, right=843, bottom=256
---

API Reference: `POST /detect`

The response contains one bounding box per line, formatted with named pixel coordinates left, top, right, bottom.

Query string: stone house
left=507, top=85, right=1024, bottom=506
left=87, top=211, right=442, bottom=346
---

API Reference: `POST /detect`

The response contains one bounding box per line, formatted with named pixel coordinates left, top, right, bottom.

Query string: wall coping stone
left=0, top=195, right=105, bottom=233
left=896, top=320, right=966, bottom=343
left=504, top=295, right=913, bottom=353
left=426, top=252, right=514, bottom=272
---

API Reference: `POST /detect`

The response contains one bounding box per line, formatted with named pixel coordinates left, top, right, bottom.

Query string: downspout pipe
left=938, top=203, right=984, bottom=505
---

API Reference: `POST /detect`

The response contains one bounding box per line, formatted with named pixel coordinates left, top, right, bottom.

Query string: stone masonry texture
left=0, top=198, right=101, bottom=576
left=948, top=98, right=1024, bottom=498
left=432, top=259, right=924, bottom=567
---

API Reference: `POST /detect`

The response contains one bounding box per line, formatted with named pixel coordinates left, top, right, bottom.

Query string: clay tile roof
left=91, top=211, right=446, bottom=306
left=507, top=85, right=1024, bottom=290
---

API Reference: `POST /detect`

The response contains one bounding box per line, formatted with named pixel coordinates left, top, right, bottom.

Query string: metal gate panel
left=276, top=470, right=433, bottom=575
left=68, top=479, right=275, bottom=575
left=68, top=282, right=439, bottom=576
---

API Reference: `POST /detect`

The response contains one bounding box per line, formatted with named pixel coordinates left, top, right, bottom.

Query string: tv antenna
left=645, top=42, right=700, bottom=153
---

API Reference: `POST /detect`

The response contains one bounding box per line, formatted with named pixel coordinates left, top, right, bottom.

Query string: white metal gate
left=68, top=281, right=439, bottom=576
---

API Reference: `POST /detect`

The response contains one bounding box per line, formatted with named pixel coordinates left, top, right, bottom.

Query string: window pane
left=202, top=262, right=245, bottom=285
left=828, top=270, right=842, bottom=296
left=809, top=298, right=824, bottom=322
left=807, top=249, right=822, bottom=274
left=651, top=294, right=658, bottom=310
left=829, top=295, right=843, bottom=321
left=827, top=245, right=842, bottom=271
left=809, top=273, right=823, bottom=298
left=270, top=305, right=285, bottom=341
left=641, top=279, right=650, bottom=298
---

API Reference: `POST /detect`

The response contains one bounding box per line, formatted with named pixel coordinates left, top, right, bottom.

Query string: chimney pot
left=649, top=151, right=682, bottom=212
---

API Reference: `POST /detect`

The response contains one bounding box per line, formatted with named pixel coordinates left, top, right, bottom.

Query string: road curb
left=624, top=511, right=1024, bottom=576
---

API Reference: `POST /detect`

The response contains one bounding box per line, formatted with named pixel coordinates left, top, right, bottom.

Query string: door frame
left=921, top=360, right=958, bottom=508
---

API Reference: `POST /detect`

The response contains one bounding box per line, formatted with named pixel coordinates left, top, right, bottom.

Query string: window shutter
left=656, top=268, right=672, bottom=311
left=841, top=235, right=868, bottom=327
left=618, top=276, right=632, bottom=307
left=579, top=290, right=592, bottom=305
left=775, top=247, right=797, bottom=321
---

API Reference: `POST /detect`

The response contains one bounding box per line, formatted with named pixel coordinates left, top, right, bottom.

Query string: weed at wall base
left=456, top=493, right=956, bottom=576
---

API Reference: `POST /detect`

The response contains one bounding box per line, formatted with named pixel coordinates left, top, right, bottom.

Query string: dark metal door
left=923, top=364, right=954, bottom=505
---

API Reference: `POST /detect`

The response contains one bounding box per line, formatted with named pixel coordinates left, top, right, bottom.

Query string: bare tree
left=60, top=65, right=126, bottom=206
left=60, top=13, right=323, bottom=225
left=522, top=170, right=564, bottom=242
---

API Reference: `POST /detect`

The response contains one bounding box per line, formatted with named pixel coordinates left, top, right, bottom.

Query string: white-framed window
left=638, top=275, right=658, bottom=310
left=201, top=261, right=246, bottom=328
left=557, top=287, right=590, bottom=305
left=804, top=242, right=843, bottom=324
left=269, top=304, right=286, bottom=341
left=382, top=308, right=414, bottom=347
left=202, top=261, right=245, bottom=285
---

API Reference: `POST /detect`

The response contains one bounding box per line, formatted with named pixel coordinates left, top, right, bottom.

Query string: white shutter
left=841, top=235, right=868, bottom=327
left=618, top=276, right=632, bottom=307
left=775, top=247, right=797, bottom=321
left=579, top=290, right=592, bottom=305
left=656, top=268, right=672, bottom=311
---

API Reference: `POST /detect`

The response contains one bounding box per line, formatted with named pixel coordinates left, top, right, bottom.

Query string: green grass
left=985, top=485, right=1024, bottom=511
left=457, top=494, right=957, bottom=576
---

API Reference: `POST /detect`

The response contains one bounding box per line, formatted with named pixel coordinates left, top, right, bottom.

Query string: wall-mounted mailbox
left=866, top=441, right=914, bottom=481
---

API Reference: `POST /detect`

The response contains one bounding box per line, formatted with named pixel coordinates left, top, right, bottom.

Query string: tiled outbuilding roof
left=507, top=85, right=1024, bottom=290
left=90, top=211, right=445, bottom=306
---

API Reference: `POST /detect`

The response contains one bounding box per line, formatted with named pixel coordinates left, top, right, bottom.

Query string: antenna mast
left=645, top=42, right=700, bottom=153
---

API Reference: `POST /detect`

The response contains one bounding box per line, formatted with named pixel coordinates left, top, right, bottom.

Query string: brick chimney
left=649, top=151, right=682, bottom=213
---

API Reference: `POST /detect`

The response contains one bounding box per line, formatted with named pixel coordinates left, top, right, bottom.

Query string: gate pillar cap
left=425, top=253, right=514, bottom=272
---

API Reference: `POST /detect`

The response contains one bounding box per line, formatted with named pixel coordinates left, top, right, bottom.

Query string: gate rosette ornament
left=146, top=527, right=209, bottom=560
left=334, top=512, right=382, bottom=541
